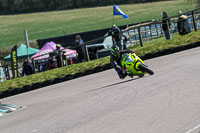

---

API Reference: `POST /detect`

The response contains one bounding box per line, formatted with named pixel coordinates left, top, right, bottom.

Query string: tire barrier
left=82, top=69, right=94, bottom=76
left=53, top=78, right=64, bottom=84
left=141, top=53, right=155, bottom=60
left=63, top=74, right=74, bottom=81
left=93, top=66, right=104, bottom=73
left=31, top=82, right=42, bottom=90
left=10, top=88, right=21, bottom=96
left=155, top=50, right=164, bottom=57
left=41, top=80, right=53, bottom=87
left=163, top=47, right=175, bottom=55
left=0, top=41, right=199, bottom=99
left=102, top=63, right=113, bottom=70
left=21, top=85, right=32, bottom=93
left=73, top=72, right=84, bottom=78
left=0, top=90, right=11, bottom=99
left=174, top=46, right=182, bottom=52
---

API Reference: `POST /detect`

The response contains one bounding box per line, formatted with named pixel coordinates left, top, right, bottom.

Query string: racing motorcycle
left=121, top=53, right=154, bottom=78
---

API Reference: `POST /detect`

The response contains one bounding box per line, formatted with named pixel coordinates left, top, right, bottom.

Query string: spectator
left=177, top=11, right=191, bottom=36
left=55, top=44, right=64, bottom=67
left=48, top=44, right=64, bottom=68
left=4, top=64, right=10, bottom=80
left=121, top=34, right=128, bottom=50
left=109, top=24, right=122, bottom=49
left=22, top=59, right=34, bottom=76
left=62, top=53, right=68, bottom=66
left=73, top=35, right=84, bottom=63
left=162, top=12, right=171, bottom=40
left=108, top=24, right=127, bottom=50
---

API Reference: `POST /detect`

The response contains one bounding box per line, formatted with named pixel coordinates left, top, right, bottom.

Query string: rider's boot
left=119, top=72, right=128, bottom=79
left=128, top=73, right=134, bottom=78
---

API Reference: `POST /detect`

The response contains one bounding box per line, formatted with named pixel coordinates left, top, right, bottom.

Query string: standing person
left=162, top=12, right=171, bottom=40
left=55, top=44, right=64, bottom=67
left=4, top=64, right=10, bottom=80
left=177, top=11, right=191, bottom=36
left=108, top=24, right=124, bottom=50
left=74, top=35, right=84, bottom=63
left=22, top=59, right=34, bottom=76
left=62, top=53, right=68, bottom=66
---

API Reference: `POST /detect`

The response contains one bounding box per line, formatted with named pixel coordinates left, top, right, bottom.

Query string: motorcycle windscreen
left=125, top=55, right=133, bottom=62
left=123, top=54, right=133, bottom=68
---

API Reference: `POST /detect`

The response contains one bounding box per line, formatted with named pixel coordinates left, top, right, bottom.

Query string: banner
left=11, top=45, right=18, bottom=78
left=113, top=5, right=128, bottom=19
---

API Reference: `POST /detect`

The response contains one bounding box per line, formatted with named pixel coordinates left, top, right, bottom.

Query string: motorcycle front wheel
left=138, top=64, right=154, bottom=75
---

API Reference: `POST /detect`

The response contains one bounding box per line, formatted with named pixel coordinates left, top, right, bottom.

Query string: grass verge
left=0, top=30, right=200, bottom=92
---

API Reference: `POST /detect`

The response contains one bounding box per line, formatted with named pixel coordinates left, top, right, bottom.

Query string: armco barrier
left=0, top=41, right=199, bottom=99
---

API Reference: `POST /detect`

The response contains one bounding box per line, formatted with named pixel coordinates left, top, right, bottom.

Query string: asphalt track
left=0, top=47, right=200, bottom=133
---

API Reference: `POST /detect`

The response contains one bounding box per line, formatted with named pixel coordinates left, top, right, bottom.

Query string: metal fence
left=122, top=9, right=200, bottom=47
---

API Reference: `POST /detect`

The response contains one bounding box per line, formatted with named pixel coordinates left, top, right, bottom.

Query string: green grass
left=0, top=30, right=200, bottom=92
left=0, top=0, right=196, bottom=51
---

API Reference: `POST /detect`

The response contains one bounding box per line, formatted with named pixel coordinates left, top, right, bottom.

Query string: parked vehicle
left=87, top=33, right=131, bottom=60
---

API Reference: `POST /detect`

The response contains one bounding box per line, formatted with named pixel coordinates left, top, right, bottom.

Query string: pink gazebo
left=31, top=41, right=77, bottom=60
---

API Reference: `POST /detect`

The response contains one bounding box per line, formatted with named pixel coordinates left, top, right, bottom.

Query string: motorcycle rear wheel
left=138, top=64, right=154, bottom=75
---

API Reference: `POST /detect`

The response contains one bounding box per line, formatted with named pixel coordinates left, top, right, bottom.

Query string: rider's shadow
left=87, top=76, right=147, bottom=93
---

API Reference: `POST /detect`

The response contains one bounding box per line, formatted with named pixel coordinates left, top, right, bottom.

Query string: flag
left=113, top=5, right=128, bottom=19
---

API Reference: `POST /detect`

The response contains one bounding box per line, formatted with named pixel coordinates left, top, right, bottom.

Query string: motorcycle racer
left=110, top=45, right=136, bottom=79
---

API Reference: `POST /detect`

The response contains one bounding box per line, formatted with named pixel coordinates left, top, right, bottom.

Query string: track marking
left=0, top=104, right=25, bottom=117
left=31, top=129, right=38, bottom=132
left=185, top=124, right=200, bottom=133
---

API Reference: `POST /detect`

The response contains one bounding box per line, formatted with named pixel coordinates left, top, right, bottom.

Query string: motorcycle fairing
left=121, top=53, right=145, bottom=75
